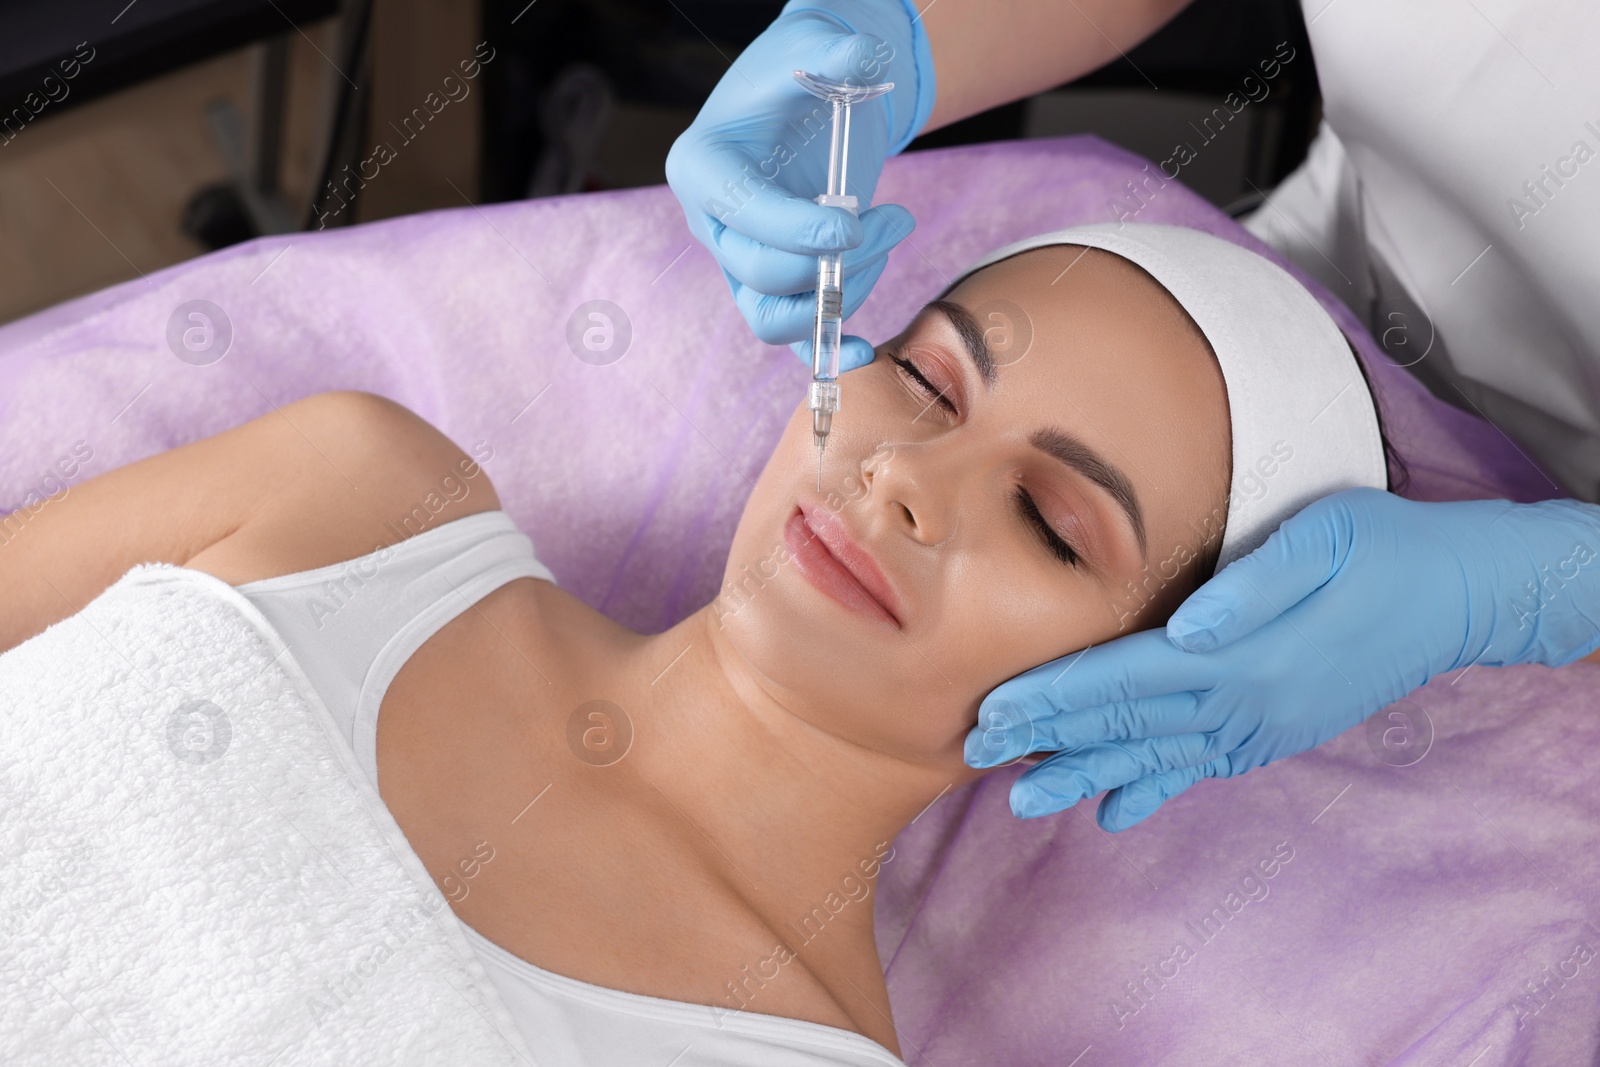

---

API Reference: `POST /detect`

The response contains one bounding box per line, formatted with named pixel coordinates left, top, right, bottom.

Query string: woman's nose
left=859, top=436, right=967, bottom=546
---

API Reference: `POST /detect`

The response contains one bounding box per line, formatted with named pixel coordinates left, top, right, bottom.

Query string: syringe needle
left=816, top=436, right=824, bottom=491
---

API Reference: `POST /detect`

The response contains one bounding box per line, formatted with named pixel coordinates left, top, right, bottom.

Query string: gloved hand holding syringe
left=793, top=70, right=894, bottom=490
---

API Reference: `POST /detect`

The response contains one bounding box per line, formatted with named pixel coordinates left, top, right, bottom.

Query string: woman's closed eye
left=891, top=350, right=1081, bottom=569
left=1014, top=485, right=1080, bottom=567
left=892, top=353, right=956, bottom=416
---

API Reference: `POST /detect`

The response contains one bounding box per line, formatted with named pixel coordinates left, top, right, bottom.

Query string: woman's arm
left=0, top=390, right=499, bottom=655
left=921, top=0, right=1196, bottom=132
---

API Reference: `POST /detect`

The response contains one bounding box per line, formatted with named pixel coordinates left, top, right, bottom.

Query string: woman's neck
left=585, top=606, right=956, bottom=1045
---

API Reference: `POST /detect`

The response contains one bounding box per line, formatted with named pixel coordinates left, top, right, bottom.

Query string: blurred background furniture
left=0, top=0, right=1316, bottom=325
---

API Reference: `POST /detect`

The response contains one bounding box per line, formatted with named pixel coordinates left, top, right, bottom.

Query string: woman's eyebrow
left=1030, top=428, right=1147, bottom=555
left=924, top=299, right=1147, bottom=554
left=926, top=300, right=997, bottom=389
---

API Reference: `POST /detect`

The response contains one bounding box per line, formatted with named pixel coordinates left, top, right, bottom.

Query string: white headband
left=946, top=222, right=1388, bottom=574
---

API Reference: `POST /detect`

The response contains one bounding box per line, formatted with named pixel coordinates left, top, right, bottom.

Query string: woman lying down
left=0, top=223, right=1390, bottom=1065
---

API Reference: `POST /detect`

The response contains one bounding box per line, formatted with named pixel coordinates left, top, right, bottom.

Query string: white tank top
left=234, top=510, right=906, bottom=1067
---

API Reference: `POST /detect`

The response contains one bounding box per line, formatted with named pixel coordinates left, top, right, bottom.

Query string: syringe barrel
left=812, top=253, right=844, bottom=382
left=812, top=192, right=857, bottom=385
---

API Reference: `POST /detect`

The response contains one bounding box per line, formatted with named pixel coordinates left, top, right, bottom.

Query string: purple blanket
left=2, top=136, right=1595, bottom=1066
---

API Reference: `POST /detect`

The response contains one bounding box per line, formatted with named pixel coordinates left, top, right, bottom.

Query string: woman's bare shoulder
left=185, top=391, right=503, bottom=586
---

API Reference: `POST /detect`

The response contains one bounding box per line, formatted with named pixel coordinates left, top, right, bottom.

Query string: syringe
left=792, top=70, right=894, bottom=491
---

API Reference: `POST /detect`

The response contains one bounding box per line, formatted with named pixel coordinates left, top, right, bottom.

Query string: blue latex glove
left=664, top=0, right=936, bottom=371
left=965, top=487, right=1600, bottom=829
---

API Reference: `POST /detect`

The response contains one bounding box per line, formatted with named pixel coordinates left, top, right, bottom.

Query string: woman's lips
left=783, top=505, right=902, bottom=628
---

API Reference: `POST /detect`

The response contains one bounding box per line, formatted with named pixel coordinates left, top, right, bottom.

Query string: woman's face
left=713, top=245, right=1232, bottom=777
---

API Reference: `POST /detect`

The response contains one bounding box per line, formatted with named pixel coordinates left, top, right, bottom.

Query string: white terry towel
left=0, top=563, right=541, bottom=1067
